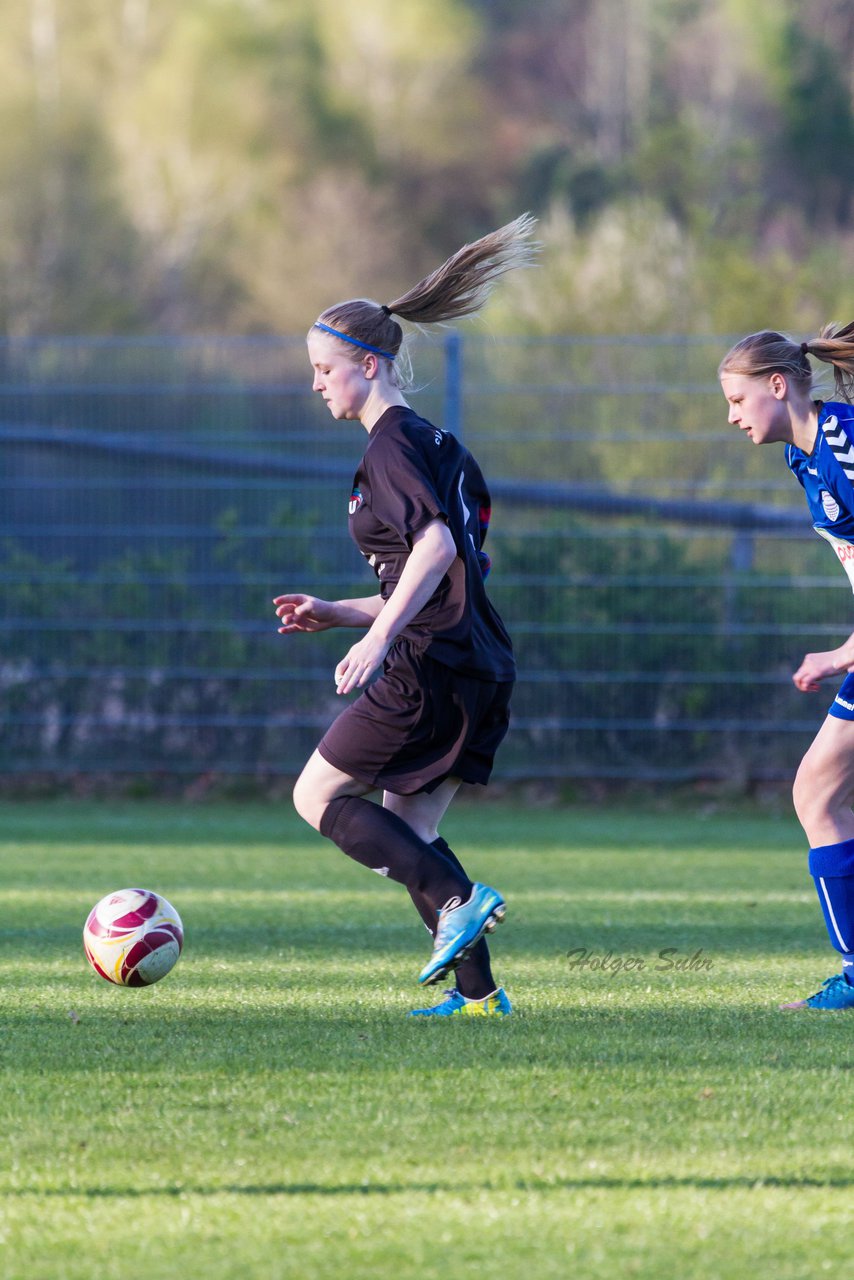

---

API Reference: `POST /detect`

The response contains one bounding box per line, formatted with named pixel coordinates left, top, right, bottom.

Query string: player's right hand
left=273, top=594, right=337, bottom=634
left=792, top=648, right=843, bottom=693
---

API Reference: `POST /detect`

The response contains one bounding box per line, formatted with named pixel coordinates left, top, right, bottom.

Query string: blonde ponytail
left=313, top=214, right=539, bottom=379
left=814, top=321, right=854, bottom=401
left=385, top=212, right=539, bottom=325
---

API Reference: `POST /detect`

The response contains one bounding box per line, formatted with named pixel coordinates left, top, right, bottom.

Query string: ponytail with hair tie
left=313, top=214, right=539, bottom=392
left=719, top=323, right=854, bottom=403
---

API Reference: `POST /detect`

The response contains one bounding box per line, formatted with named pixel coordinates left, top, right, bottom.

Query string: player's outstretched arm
left=793, top=630, right=854, bottom=692
left=273, top=593, right=383, bottom=634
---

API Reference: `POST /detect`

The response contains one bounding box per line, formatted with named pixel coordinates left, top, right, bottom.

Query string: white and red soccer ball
left=83, top=888, right=183, bottom=987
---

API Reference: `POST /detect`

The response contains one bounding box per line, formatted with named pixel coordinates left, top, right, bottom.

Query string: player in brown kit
left=274, top=216, right=538, bottom=1015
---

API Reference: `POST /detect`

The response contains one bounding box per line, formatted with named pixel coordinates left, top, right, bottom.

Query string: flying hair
left=312, top=214, right=540, bottom=387
left=719, top=322, right=854, bottom=402
left=384, top=212, right=540, bottom=325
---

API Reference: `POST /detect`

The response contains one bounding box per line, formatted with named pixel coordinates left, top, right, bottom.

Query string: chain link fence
left=1, top=334, right=843, bottom=784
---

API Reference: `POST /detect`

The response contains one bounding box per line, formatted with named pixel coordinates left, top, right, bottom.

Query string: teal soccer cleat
left=780, top=972, right=854, bottom=1010
left=408, top=987, right=512, bottom=1018
left=417, top=883, right=506, bottom=987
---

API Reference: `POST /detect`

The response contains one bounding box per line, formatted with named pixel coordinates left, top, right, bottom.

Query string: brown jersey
left=348, top=406, right=515, bottom=681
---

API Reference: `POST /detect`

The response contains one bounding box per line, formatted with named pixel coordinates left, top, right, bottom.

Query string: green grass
left=0, top=797, right=851, bottom=1279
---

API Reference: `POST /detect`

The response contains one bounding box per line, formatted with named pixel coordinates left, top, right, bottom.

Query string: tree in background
left=0, top=0, right=852, bottom=336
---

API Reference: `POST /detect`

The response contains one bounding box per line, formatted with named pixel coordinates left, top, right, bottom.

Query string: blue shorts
left=829, top=672, right=854, bottom=720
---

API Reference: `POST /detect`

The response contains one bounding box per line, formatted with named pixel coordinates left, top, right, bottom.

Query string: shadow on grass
left=0, top=799, right=804, bottom=852
left=3, top=1001, right=854, bottom=1074
left=6, top=1173, right=854, bottom=1197
left=0, top=912, right=826, bottom=964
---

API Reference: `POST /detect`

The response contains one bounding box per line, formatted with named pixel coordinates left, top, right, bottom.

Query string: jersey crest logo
left=821, top=414, right=854, bottom=486
left=349, top=487, right=363, bottom=515
left=822, top=490, right=841, bottom=522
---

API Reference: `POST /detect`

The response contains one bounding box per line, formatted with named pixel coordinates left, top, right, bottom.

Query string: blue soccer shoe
left=417, top=883, right=506, bottom=987
left=409, top=987, right=512, bottom=1018
left=780, top=973, right=854, bottom=1010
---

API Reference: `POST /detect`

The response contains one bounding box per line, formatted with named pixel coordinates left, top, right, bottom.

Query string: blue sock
left=808, top=839, right=854, bottom=971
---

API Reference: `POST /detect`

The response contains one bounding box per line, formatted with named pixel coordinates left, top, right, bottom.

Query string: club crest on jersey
left=822, top=490, right=840, bottom=522
left=349, top=487, right=363, bottom=515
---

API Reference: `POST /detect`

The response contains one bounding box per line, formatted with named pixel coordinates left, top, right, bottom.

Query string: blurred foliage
left=0, top=0, right=852, bottom=336
left=2, top=509, right=843, bottom=779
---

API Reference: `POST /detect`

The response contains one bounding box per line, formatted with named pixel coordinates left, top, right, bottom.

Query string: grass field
left=1, top=796, right=852, bottom=1279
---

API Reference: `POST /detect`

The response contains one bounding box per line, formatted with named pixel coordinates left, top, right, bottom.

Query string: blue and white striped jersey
left=787, top=401, right=854, bottom=589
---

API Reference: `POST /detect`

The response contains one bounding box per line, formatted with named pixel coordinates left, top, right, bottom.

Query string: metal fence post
left=444, top=331, right=462, bottom=439
left=722, top=529, right=754, bottom=659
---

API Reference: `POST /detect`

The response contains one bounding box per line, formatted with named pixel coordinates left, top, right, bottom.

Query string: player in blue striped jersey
left=720, top=324, right=854, bottom=1009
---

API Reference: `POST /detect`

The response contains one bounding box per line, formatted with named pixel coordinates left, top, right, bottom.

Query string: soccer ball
left=83, top=888, right=184, bottom=987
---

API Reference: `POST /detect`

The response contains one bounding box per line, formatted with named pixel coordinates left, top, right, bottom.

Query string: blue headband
left=313, top=321, right=395, bottom=360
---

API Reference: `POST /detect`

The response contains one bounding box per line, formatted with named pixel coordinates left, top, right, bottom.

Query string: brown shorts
left=317, top=638, right=513, bottom=795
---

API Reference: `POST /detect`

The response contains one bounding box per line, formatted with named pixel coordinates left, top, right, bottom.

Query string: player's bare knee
left=793, top=766, right=828, bottom=837
left=292, top=774, right=322, bottom=830
left=793, top=763, right=854, bottom=846
left=792, top=762, right=813, bottom=828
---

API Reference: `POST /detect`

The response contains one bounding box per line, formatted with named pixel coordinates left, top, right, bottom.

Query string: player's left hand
left=792, top=648, right=844, bottom=693
left=334, top=633, right=391, bottom=694
left=273, top=593, right=337, bottom=633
